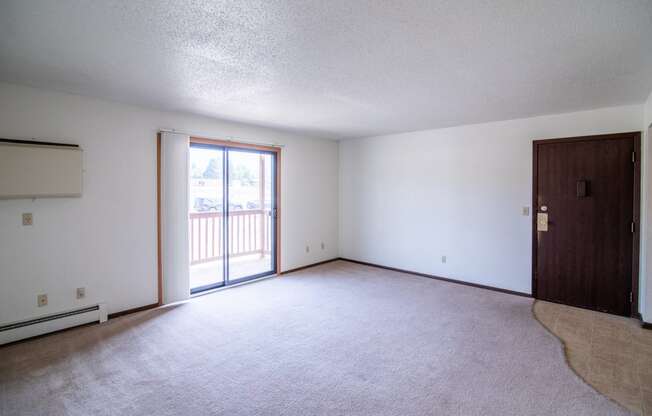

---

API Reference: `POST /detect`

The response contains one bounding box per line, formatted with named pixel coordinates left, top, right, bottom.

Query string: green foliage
left=202, top=159, right=221, bottom=179
left=200, top=158, right=256, bottom=186
left=230, top=163, right=255, bottom=186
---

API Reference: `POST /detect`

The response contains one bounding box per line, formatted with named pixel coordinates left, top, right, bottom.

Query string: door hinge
left=631, top=222, right=636, bottom=233
left=632, top=151, right=636, bottom=164
left=630, top=292, right=633, bottom=303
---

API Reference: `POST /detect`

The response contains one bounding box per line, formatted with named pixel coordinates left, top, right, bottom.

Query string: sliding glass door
left=227, top=149, right=276, bottom=283
left=189, top=142, right=277, bottom=293
left=189, top=145, right=225, bottom=292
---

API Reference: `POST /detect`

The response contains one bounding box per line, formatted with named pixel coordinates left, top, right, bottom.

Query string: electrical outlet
left=522, top=206, right=530, bottom=216
left=305, top=245, right=310, bottom=253
left=321, top=242, right=325, bottom=250
left=441, top=255, right=447, bottom=264
left=76, top=287, right=86, bottom=299
left=37, top=294, right=48, bottom=307
left=22, top=213, right=33, bottom=226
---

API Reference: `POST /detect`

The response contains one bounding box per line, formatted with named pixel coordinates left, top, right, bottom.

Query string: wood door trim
left=188, top=135, right=281, bottom=274
left=531, top=137, right=539, bottom=299
left=533, top=131, right=641, bottom=145
left=190, top=136, right=281, bottom=154
left=632, top=134, right=641, bottom=317
left=531, top=131, right=641, bottom=317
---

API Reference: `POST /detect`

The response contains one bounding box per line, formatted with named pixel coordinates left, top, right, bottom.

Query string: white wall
left=0, top=82, right=339, bottom=325
left=643, top=90, right=652, bottom=321
left=2, top=79, right=649, bottom=326
left=340, top=105, right=644, bottom=296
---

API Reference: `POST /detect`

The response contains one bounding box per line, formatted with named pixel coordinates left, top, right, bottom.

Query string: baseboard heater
left=0, top=303, right=107, bottom=345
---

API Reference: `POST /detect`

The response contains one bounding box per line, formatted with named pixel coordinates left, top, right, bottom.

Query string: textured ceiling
left=1, top=1, right=651, bottom=139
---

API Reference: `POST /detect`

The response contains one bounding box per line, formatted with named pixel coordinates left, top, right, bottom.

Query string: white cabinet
left=0, top=140, right=82, bottom=199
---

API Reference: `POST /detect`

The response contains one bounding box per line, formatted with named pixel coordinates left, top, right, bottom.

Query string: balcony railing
left=189, top=210, right=272, bottom=265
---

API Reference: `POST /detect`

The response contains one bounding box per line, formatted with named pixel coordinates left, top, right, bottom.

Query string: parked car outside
left=194, top=198, right=243, bottom=212
left=246, top=201, right=272, bottom=210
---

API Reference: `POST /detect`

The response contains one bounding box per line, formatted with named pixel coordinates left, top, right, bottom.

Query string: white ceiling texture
left=1, top=0, right=651, bottom=139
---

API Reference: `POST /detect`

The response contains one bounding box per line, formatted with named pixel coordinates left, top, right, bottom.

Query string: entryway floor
left=534, top=300, right=652, bottom=414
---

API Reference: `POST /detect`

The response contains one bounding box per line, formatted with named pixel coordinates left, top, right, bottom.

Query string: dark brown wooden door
left=533, top=133, right=640, bottom=316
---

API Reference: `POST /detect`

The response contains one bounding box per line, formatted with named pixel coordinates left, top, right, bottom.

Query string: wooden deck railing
left=189, top=210, right=272, bottom=265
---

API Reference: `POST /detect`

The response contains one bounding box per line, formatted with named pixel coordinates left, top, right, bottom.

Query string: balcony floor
left=190, top=254, right=273, bottom=290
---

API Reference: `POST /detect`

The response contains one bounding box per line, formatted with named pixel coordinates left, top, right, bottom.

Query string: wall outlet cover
left=37, top=294, right=47, bottom=307
left=76, top=287, right=86, bottom=299
left=22, top=213, right=33, bottom=226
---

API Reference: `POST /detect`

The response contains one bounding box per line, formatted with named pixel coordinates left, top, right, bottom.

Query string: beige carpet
left=534, top=300, right=652, bottom=414
left=0, top=261, right=631, bottom=415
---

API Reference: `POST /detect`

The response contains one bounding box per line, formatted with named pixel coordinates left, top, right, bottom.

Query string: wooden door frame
left=531, top=131, right=641, bottom=318
left=156, top=134, right=281, bottom=305
left=157, top=133, right=163, bottom=305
